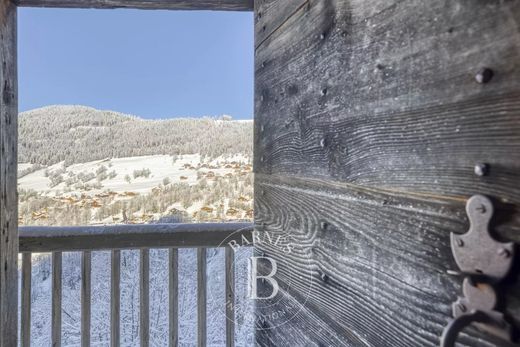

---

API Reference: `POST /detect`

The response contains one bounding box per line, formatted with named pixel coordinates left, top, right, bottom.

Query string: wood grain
left=254, top=0, right=520, bottom=202
left=254, top=0, right=307, bottom=48
left=0, top=0, right=17, bottom=344
left=254, top=1, right=520, bottom=343
left=16, top=0, right=253, bottom=11
left=111, top=250, right=121, bottom=347
left=169, top=248, right=179, bottom=347
left=81, top=251, right=91, bottom=347
left=21, top=253, right=32, bottom=347
left=254, top=174, right=520, bottom=346
left=140, top=249, right=150, bottom=347
left=225, top=247, right=235, bottom=347
left=198, top=248, right=207, bottom=347
left=19, top=223, right=253, bottom=252
left=52, top=252, right=62, bottom=347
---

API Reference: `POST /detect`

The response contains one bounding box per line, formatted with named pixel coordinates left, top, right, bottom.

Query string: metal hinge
left=440, top=195, right=516, bottom=346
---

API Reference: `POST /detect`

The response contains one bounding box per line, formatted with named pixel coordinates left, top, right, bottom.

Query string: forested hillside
left=18, top=105, right=254, bottom=226
left=19, top=105, right=252, bottom=166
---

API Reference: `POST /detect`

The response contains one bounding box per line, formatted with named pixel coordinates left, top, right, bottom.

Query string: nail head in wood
left=474, top=163, right=489, bottom=177
left=475, top=68, right=493, bottom=84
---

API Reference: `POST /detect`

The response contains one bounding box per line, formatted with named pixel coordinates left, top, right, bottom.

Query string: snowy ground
left=19, top=153, right=250, bottom=195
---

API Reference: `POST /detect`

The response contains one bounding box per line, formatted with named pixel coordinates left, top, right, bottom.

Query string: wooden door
left=253, top=0, right=520, bottom=346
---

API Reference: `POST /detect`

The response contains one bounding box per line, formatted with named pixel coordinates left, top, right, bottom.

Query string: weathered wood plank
left=254, top=174, right=520, bottom=346
left=254, top=0, right=520, bottom=202
left=52, top=252, right=62, bottom=347
left=0, top=0, right=17, bottom=344
left=254, top=0, right=306, bottom=48
left=21, top=253, right=31, bottom=347
left=254, top=0, right=520, bottom=345
left=254, top=283, right=368, bottom=347
left=197, top=248, right=207, bottom=347
left=19, top=223, right=253, bottom=252
left=16, top=0, right=253, bottom=11
left=225, top=247, right=235, bottom=347
left=111, top=250, right=121, bottom=347
left=169, top=248, right=178, bottom=347
left=81, top=251, right=91, bottom=347
left=140, top=249, right=150, bottom=347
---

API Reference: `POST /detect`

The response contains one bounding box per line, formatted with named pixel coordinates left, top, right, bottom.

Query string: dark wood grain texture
left=0, top=0, right=17, bottom=344
left=254, top=0, right=520, bottom=202
left=16, top=0, right=253, bottom=10
left=254, top=174, right=520, bottom=346
left=254, top=0, right=520, bottom=346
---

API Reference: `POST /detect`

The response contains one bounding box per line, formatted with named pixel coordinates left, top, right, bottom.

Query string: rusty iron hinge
left=440, top=195, right=516, bottom=346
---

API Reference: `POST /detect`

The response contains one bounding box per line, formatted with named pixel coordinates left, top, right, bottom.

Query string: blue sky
left=18, top=8, right=253, bottom=119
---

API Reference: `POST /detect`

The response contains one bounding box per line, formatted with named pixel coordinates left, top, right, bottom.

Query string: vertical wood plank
left=140, top=249, right=149, bottom=347
left=81, top=251, right=91, bottom=347
left=225, top=247, right=235, bottom=347
left=111, top=250, right=120, bottom=347
left=52, top=252, right=62, bottom=347
left=197, top=248, right=207, bottom=347
left=21, top=253, right=31, bottom=347
left=0, top=0, right=18, bottom=344
left=169, top=248, right=178, bottom=347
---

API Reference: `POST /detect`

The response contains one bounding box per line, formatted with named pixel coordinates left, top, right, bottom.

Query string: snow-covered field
left=19, top=153, right=250, bottom=195
left=18, top=154, right=253, bottom=225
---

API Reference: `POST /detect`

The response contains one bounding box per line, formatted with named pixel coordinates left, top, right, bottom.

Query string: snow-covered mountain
left=19, top=105, right=253, bottom=166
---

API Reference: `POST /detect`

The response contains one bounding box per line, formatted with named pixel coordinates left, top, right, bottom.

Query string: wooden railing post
left=52, top=252, right=62, bottom=347
left=140, top=249, right=150, bottom=347
left=111, top=250, right=120, bottom=347
left=225, top=247, right=235, bottom=347
left=169, top=248, right=178, bottom=347
left=81, top=251, right=91, bottom=347
left=197, top=248, right=207, bottom=347
left=21, top=253, right=32, bottom=347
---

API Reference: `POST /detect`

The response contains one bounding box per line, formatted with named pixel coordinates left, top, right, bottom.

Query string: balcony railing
left=19, top=222, right=253, bottom=347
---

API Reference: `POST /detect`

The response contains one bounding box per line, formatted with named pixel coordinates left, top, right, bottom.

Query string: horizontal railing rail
left=19, top=222, right=253, bottom=347
left=19, top=222, right=253, bottom=252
